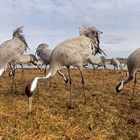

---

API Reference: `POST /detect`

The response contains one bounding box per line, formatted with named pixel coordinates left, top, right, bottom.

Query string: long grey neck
left=30, top=65, right=60, bottom=92
left=38, top=72, right=52, bottom=83
left=123, top=75, right=133, bottom=85
left=32, top=66, right=58, bottom=87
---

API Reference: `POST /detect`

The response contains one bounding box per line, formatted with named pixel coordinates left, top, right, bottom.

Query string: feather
left=0, top=27, right=28, bottom=69
left=36, top=43, right=49, bottom=51
left=79, top=24, right=103, bottom=38
left=36, top=43, right=52, bottom=65
left=13, top=26, right=29, bottom=50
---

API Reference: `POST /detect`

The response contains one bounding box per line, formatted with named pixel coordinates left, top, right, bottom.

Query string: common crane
left=0, top=27, right=29, bottom=93
left=116, top=48, right=140, bottom=99
left=25, top=25, right=104, bottom=110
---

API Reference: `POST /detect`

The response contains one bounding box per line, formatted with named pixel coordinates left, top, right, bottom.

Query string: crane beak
left=29, top=96, right=33, bottom=111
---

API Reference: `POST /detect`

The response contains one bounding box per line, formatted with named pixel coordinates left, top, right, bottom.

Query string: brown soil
left=0, top=68, right=140, bottom=140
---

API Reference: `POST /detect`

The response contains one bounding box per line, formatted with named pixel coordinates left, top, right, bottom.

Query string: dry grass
left=0, top=68, right=140, bottom=140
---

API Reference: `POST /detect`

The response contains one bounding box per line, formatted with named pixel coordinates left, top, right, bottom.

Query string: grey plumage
left=97, top=56, right=106, bottom=68
left=0, top=27, right=28, bottom=77
left=35, top=43, right=68, bottom=85
left=35, top=43, right=52, bottom=73
left=9, top=54, right=40, bottom=76
left=36, top=43, right=52, bottom=64
left=88, top=55, right=106, bottom=69
left=9, top=54, right=40, bottom=93
left=116, top=48, right=140, bottom=98
left=25, top=25, right=103, bottom=110
left=10, top=54, right=38, bottom=65
left=32, top=58, right=44, bottom=70
left=110, top=58, right=121, bottom=73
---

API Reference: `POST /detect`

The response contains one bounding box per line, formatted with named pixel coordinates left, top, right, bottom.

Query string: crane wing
left=0, top=38, right=26, bottom=68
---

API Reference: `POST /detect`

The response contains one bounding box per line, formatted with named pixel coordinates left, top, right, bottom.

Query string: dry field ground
left=0, top=68, right=140, bottom=140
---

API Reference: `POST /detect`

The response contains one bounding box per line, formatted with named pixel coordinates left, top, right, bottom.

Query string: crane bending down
left=25, top=25, right=104, bottom=110
left=35, top=43, right=68, bottom=83
left=116, top=48, right=140, bottom=99
left=96, top=56, right=106, bottom=69
left=9, top=54, right=39, bottom=93
left=87, top=55, right=106, bottom=76
left=31, top=58, right=44, bottom=70
left=0, top=27, right=28, bottom=92
left=8, top=54, right=41, bottom=92
left=9, top=54, right=40, bottom=76
left=110, top=58, right=121, bottom=73
left=35, top=43, right=52, bottom=74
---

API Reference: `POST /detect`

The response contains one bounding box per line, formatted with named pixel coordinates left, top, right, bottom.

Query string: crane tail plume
left=99, top=48, right=107, bottom=56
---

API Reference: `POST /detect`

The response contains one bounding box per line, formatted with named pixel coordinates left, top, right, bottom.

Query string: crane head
left=25, top=84, right=33, bottom=97
left=25, top=83, right=34, bottom=111
left=116, top=81, right=124, bottom=94
left=25, top=78, right=38, bottom=110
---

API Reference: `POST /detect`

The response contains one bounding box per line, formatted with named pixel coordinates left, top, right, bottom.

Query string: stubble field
left=0, top=68, right=140, bottom=140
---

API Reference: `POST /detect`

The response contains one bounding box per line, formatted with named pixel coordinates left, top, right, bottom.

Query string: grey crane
left=9, top=54, right=41, bottom=81
left=9, top=54, right=40, bottom=77
left=87, top=55, right=106, bottom=76
left=9, top=54, right=41, bottom=93
left=35, top=43, right=52, bottom=74
left=116, top=48, right=140, bottom=99
left=110, top=58, right=121, bottom=73
left=0, top=27, right=28, bottom=93
left=32, top=58, right=44, bottom=71
left=35, top=43, right=68, bottom=85
left=25, top=25, right=104, bottom=110
left=96, top=56, right=106, bottom=69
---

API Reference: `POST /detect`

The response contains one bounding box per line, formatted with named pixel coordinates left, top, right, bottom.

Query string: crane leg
left=131, top=73, right=137, bottom=100
left=20, top=64, right=25, bottom=85
left=67, top=68, right=74, bottom=109
left=104, top=65, right=106, bottom=69
left=92, top=64, right=96, bottom=78
left=57, top=69, right=68, bottom=88
left=79, top=70, right=86, bottom=104
left=44, top=65, right=52, bottom=87
left=9, top=64, right=17, bottom=94
left=11, top=73, right=17, bottom=95
left=48, top=66, right=52, bottom=88
left=44, top=65, right=47, bottom=75
left=114, top=67, right=116, bottom=73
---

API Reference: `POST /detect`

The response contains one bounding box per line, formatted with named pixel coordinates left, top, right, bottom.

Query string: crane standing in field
left=87, top=55, right=106, bottom=76
left=116, top=48, right=140, bottom=99
left=0, top=27, right=29, bottom=93
left=25, top=25, right=104, bottom=110
left=110, top=58, right=121, bottom=73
